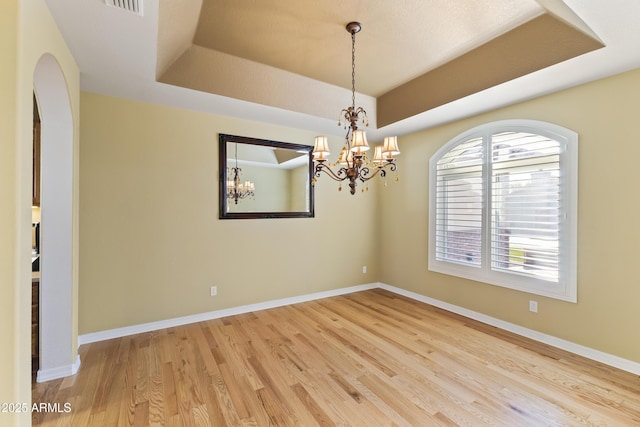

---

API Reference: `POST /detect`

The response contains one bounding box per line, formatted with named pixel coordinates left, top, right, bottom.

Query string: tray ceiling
left=45, top=0, right=640, bottom=140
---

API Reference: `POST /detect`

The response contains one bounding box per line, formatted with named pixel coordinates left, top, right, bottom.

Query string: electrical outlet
left=529, top=300, right=538, bottom=313
left=362, top=265, right=367, bottom=274
left=210, top=286, right=217, bottom=297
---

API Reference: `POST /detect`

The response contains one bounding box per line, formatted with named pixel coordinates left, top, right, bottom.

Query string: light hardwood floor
left=32, top=289, right=640, bottom=426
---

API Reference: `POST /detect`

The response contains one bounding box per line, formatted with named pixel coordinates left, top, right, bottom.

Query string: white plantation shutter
left=491, top=131, right=562, bottom=282
left=434, top=136, right=484, bottom=266
left=429, top=120, right=578, bottom=302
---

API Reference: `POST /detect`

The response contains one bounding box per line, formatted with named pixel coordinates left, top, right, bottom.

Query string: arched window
left=429, top=120, right=578, bottom=302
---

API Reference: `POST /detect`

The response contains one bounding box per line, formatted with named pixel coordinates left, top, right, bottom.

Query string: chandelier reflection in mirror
left=226, top=143, right=255, bottom=204
left=312, top=22, right=400, bottom=195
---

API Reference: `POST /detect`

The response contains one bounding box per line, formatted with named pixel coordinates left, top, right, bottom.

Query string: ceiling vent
left=105, top=0, right=143, bottom=16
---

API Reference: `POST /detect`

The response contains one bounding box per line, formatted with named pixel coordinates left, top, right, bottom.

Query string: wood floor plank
left=33, top=289, right=640, bottom=426
left=161, top=361, right=178, bottom=419
left=218, top=361, right=251, bottom=421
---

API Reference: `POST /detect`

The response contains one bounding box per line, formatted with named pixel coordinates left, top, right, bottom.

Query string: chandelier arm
left=386, top=162, right=398, bottom=173
left=358, top=166, right=372, bottom=182
left=357, top=161, right=397, bottom=182
left=314, top=163, right=349, bottom=182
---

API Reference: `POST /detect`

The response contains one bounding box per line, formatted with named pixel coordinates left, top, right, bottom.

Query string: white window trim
left=428, top=120, right=578, bottom=302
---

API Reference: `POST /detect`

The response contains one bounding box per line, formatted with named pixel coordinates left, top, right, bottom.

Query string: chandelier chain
left=351, top=30, right=356, bottom=109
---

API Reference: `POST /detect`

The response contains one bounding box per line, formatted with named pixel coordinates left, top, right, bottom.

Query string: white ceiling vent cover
left=105, top=0, right=143, bottom=16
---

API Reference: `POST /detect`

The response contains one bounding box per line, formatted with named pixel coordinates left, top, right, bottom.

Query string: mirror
left=219, top=134, right=314, bottom=219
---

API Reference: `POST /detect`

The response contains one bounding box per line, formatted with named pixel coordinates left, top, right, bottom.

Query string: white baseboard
left=36, top=354, right=81, bottom=383
left=78, top=282, right=640, bottom=376
left=377, top=282, right=640, bottom=376
left=78, top=283, right=378, bottom=346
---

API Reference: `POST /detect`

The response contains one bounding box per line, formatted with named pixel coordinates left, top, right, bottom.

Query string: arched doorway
left=32, top=54, right=79, bottom=382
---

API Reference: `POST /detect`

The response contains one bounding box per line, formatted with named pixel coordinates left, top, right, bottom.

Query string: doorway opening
left=32, top=93, right=41, bottom=380
left=32, top=53, right=78, bottom=383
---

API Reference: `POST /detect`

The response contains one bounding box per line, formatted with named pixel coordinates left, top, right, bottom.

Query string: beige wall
left=2, top=0, right=80, bottom=423
left=379, top=68, right=640, bottom=363
left=0, top=0, right=20, bottom=420
left=79, top=92, right=379, bottom=334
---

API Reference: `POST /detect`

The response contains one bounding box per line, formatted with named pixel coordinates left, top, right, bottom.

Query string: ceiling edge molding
left=535, top=0, right=603, bottom=42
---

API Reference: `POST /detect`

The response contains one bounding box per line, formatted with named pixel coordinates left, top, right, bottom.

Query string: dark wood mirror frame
left=219, top=134, right=315, bottom=219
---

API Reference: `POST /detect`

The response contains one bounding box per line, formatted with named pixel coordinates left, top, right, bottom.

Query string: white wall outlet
left=362, top=265, right=367, bottom=274
left=529, top=300, right=538, bottom=313
left=210, top=286, right=217, bottom=297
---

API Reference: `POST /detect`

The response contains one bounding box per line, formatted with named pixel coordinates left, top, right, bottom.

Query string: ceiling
left=45, top=0, right=640, bottom=142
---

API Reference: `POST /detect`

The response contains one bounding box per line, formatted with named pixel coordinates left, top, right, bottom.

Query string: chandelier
left=312, top=22, right=400, bottom=195
left=226, top=143, right=255, bottom=204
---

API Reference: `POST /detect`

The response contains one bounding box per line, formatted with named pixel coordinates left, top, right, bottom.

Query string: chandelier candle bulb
left=313, top=136, right=330, bottom=159
left=313, top=151, right=329, bottom=161
left=382, top=136, right=400, bottom=156
left=338, top=149, right=353, bottom=166
left=373, top=146, right=384, bottom=166
left=350, top=130, right=369, bottom=153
